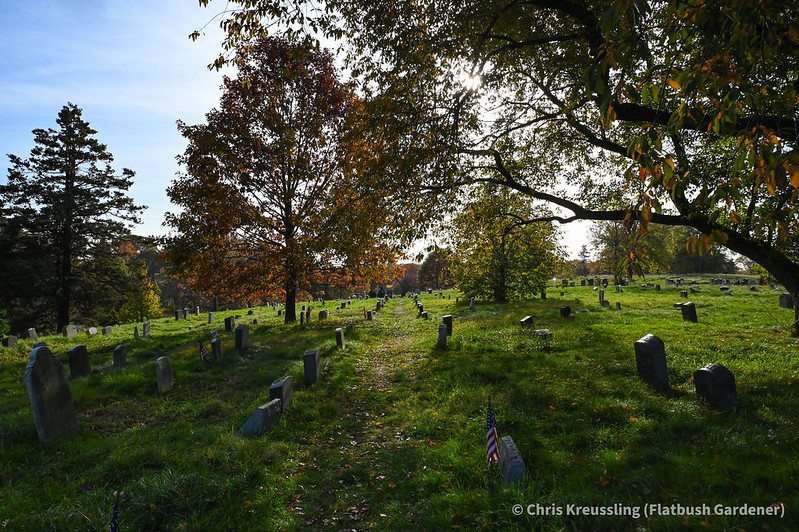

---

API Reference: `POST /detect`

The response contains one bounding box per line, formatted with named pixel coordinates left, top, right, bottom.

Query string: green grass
left=1, top=279, right=798, bottom=531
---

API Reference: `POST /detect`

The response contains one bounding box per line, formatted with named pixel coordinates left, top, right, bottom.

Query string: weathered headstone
left=499, top=436, right=526, bottom=484
left=1, top=336, right=18, bottom=347
left=559, top=306, right=571, bottom=318
left=24, top=346, right=78, bottom=444
left=238, top=399, right=282, bottom=437
left=269, top=376, right=293, bottom=413
left=156, top=356, right=174, bottom=393
left=208, top=312, right=215, bottom=324
left=680, top=290, right=688, bottom=298
left=224, top=316, right=236, bottom=332
left=142, top=322, right=152, bottom=339
left=62, top=325, right=78, bottom=339
left=196, top=306, right=201, bottom=316
left=304, top=348, right=322, bottom=384
left=113, top=345, right=127, bottom=367
left=25, top=328, right=39, bottom=342
left=247, top=309, right=255, bottom=315
left=319, top=309, right=329, bottom=320
left=235, top=324, right=250, bottom=351
left=599, top=289, right=605, bottom=303
left=366, top=310, right=374, bottom=320
left=86, top=327, right=98, bottom=336
left=694, top=363, right=738, bottom=410
left=681, top=301, right=698, bottom=323
left=174, top=309, right=182, bottom=321
left=211, top=337, right=223, bottom=361
left=469, top=297, right=475, bottom=310
left=633, top=334, right=670, bottom=389
left=67, top=345, right=91, bottom=378
left=417, top=303, right=424, bottom=317
left=442, top=314, right=453, bottom=336
left=335, top=328, right=345, bottom=349
left=421, top=311, right=428, bottom=319
left=102, top=326, right=113, bottom=335
left=616, top=302, right=621, bottom=310
left=655, top=284, right=661, bottom=291
left=437, top=324, right=448, bottom=348
left=779, top=293, right=794, bottom=309
left=534, top=329, right=552, bottom=340
left=520, top=316, right=534, bottom=328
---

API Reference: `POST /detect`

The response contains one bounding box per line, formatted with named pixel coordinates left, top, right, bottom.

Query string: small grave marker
left=442, top=315, right=453, bottom=336
left=694, top=363, right=737, bottom=410
left=335, top=328, right=345, bottom=349
left=500, top=436, right=526, bottom=484
left=67, top=345, right=91, bottom=378
left=437, top=324, right=448, bottom=348
left=304, top=348, right=322, bottom=385
left=156, top=356, right=174, bottom=393
left=113, top=345, right=127, bottom=367
left=633, top=334, right=669, bottom=389
left=235, top=324, right=250, bottom=351
left=681, top=301, right=698, bottom=323
left=270, top=376, right=293, bottom=413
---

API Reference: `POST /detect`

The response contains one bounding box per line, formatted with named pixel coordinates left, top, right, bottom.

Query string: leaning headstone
left=681, top=301, right=698, bottom=323
left=238, top=399, right=282, bottom=437
left=534, top=329, right=552, bottom=340
left=559, top=306, right=571, bottom=318
left=269, top=376, right=293, bottom=413
left=86, top=327, right=98, bottom=336
left=25, top=328, right=39, bottom=342
left=437, top=324, right=448, bottom=348
left=208, top=312, right=215, bottom=324
left=442, top=315, right=453, bottom=336
left=235, top=324, right=250, bottom=351
left=499, top=436, right=526, bottom=484
left=24, top=346, right=78, bottom=444
left=1, top=336, right=18, bottom=347
left=520, top=316, right=534, bottom=328
left=62, top=325, right=78, bottom=339
left=633, top=334, right=670, bottom=389
left=779, top=293, right=794, bottom=309
left=113, top=345, right=127, bottom=367
left=210, top=337, right=223, bottom=361
left=694, top=363, right=738, bottom=410
left=102, top=326, right=113, bottom=335
left=142, top=322, right=152, bottom=339
left=224, top=316, right=236, bottom=332
left=335, top=328, right=345, bottom=349
left=304, top=348, right=322, bottom=385
left=67, top=345, right=91, bottom=378
left=155, top=356, right=174, bottom=393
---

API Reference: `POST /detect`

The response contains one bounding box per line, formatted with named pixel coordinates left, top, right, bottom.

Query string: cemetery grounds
left=0, top=276, right=798, bottom=530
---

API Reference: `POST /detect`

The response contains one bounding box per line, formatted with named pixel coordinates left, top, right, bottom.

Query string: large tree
left=196, top=0, right=799, bottom=333
left=1, top=103, right=144, bottom=332
left=165, top=36, right=395, bottom=322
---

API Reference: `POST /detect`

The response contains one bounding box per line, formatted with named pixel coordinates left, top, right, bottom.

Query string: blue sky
left=0, top=0, right=230, bottom=237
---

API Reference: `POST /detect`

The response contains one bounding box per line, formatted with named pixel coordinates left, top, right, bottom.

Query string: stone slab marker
left=520, top=316, right=533, bottom=328
left=442, top=314, right=453, bottom=336
left=633, top=334, right=670, bottom=389
left=304, top=348, right=322, bottom=385
left=779, top=293, right=794, bottom=309
left=224, top=316, right=236, bottom=332
left=24, top=346, right=78, bottom=444
left=270, top=376, right=293, bottom=413
left=25, top=328, right=39, bottom=342
left=694, top=363, right=737, bottom=410
left=335, top=328, right=345, bottom=349
left=113, top=345, right=127, bottom=367
left=87, top=327, right=98, bottom=336
left=62, top=325, right=78, bottom=338
left=143, top=322, right=152, bottom=339
left=681, top=301, right=698, bottom=323
left=208, top=312, right=215, bottom=324
left=211, top=337, right=223, bottom=361
left=1, top=336, right=17, bottom=347
left=499, top=436, right=526, bottom=484
left=366, top=310, right=374, bottom=320
left=156, top=356, right=174, bottom=393
left=437, top=324, right=448, bottom=348
left=534, top=329, right=552, bottom=340
left=238, top=399, right=282, bottom=437
left=67, top=345, right=91, bottom=378
left=235, top=324, right=250, bottom=351
left=319, top=309, right=329, bottom=320
left=559, top=306, right=571, bottom=318
left=102, top=326, right=113, bottom=335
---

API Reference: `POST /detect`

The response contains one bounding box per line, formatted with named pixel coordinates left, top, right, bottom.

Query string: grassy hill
left=1, top=277, right=797, bottom=531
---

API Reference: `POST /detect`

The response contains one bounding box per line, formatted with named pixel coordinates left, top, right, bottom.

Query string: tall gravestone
left=694, top=363, right=737, bottom=410
left=142, top=322, right=152, bottom=339
left=779, top=293, right=794, bottom=309
left=681, top=301, right=698, bottom=323
left=559, top=306, right=571, bottom=318
left=437, top=324, right=448, bottom=348
left=156, top=356, right=174, bottom=393
left=211, top=337, right=223, bottom=361
left=25, top=328, right=39, bottom=342
left=235, top=324, right=250, bottom=351
left=442, top=315, right=453, bottom=336
left=67, top=345, right=91, bottom=378
left=113, top=345, right=127, bottom=367
left=225, top=316, right=236, bottom=333
left=208, top=312, right=215, bottom=324
left=633, top=334, right=670, bottom=389
left=304, top=348, right=322, bottom=384
left=62, top=325, right=78, bottom=339
left=270, top=376, right=293, bottom=413
left=24, top=346, right=78, bottom=444
left=335, top=328, right=345, bottom=349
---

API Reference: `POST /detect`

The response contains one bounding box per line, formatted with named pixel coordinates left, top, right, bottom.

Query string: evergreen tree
left=0, top=104, right=144, bottom=331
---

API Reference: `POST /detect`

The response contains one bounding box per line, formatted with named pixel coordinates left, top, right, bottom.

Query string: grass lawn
left=1, top=276, right=797, bottom=531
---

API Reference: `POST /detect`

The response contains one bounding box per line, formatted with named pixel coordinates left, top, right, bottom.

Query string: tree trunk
left=284, top=271, right=298, bottom=324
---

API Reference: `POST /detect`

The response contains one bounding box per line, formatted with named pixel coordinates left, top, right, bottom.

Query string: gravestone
left=86, top=327, right=98, bottom=336
left=681, top=301, right=698, bottom=323
left=615, top=285, right=620, bottom=293
left=270, top=376, right=293, bottom=413
left=690, top=287, right=697, bottom=294
left=306, top=308, right=313, bottom=323
left=67, top=345, right=91, bottom=378
left=616, top=302, right=621, bottom=310
left=341, top=302, right=347, bottom=310
left=24, top=346, right=78, bottom=444
left=238, top=399, right=282, bottom=437
left=779, top=293, right=794, bottom=309
left=437, top=324, right=448, bottom=348
left=25, top=328, right=39, bottom=342
left=499, top=436, right=526, bottom=484
left=520, top=316, right=534, bottom=328
left=113, top=345, right=127, bottom=367
left=277, top=309, right=283, bottom=316
left=559, top=306, right=571, bottom=318
left=142, top=322, right=152, bottom=339
left=534, top=329, right=553, bottom=340
left=335, top=328, right=345, bottom=349
left=633, top=334, right=670, bottom=389
left=655, top=284, right=661, bottom=291
left=421, top=311, right=428, bottom=319
left=174, top=309, right=182, bottom=321
left=366, top=310, right=374, bottom=320
left=694, top=363, right=737, bottom=410
left=600, top=300, right=609, bottom=307
left=211, top=337, right=223, bottom=361
left=224, top=316, right=236, bottom=332
left=156, top=356, right=174, bottom=393
left=62, top=325, right=78, bottom=339
left=248, top=309, right=255, bottom=315
left=304, top=348, right=322, bottom=385
left=541, top=291, right=546, bottom=300
left=469, top=297, right=475, bottom=310
left=235, top=324, right=250, bottom=351
left=599, top=289, right=605, bottom=303
left=208, top=312, right=215, bottom=324
left=680, top=290, right=688, bottom=298
left=442, top=315, right=453, bottom=336
left=417, top=303, right=424, bottom=317
left=196, top=306, right=201, bottom=316
left=1, top=336, right=17, bottom=347
left=102, top=326, right=113, bottom=335
left=319, top=309, right=329, bottom=320
left=581, top=280, right=586, bottom=286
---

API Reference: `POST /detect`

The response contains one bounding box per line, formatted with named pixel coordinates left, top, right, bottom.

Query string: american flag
left=486, top=400, right=500, bottom=467
left=199, top=342, right=211, bottom=363
left=109, top=492, right=120, bottom=532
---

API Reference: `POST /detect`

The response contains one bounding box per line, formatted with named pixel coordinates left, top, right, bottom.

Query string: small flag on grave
left=199, top=342, right=211, bottom=363
left=486, top=399, right=500, bottom=467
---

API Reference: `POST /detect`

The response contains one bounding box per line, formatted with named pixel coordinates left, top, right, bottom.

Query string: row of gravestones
left=2, top=325, right=114, bottom=347
left=634, top=333, right=737, bottom=410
